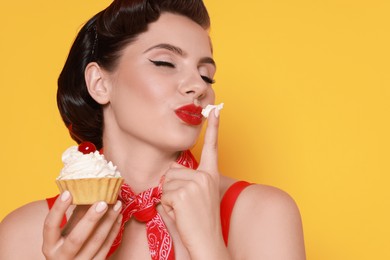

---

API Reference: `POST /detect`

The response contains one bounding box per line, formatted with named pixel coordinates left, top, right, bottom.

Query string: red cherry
left=78, top=141, right=97, bottom=154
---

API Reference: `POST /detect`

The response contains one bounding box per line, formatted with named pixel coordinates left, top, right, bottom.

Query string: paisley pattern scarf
left=107, top=150, right=198, bottom=259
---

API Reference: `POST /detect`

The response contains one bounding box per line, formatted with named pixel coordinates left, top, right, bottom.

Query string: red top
left=46, top=180, right=251, bottom=251
left=220, top=181, right=252, bottom=245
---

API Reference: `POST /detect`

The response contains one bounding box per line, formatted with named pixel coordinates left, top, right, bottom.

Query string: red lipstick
left=175, top=104, right=203, bottom=125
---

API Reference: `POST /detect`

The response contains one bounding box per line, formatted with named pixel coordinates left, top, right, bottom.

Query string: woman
left=0, top=0, right=305, bottom=259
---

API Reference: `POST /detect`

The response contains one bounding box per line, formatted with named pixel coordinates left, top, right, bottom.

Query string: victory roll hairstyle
left=57, top=0, right=210, bottom=149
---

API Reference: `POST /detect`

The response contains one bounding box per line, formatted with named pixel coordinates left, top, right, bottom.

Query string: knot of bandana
left=133, top=205, right=158, bottom=222
left=106, top=150, right=198, bottom=259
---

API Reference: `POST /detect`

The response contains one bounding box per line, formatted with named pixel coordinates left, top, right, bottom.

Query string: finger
left=164, top=166, right=196, bottom=182
left=198, top=107, right=220, bottom=173
left=43, top=191, right=72, bottom=250
left=170, top=162, right=186, bottom=169
left=77, top=200, right=122, bottom=259
left=94, top=213, right=123, bottom=259
left=163, top=178, right=195, bottom=194
left=162, top=169, right=193, bottom=219
left=161, top=201, right=175, bottom=220
left=161, top=186, right=181, bottom=220
left=61, top=201, right=108, bottom=256
left=61, top=205, right=89, bottom=237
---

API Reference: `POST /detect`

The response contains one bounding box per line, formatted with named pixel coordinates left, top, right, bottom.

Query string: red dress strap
left=220, top=181, right=252, bottom=246
left=46, top=194, right=68, bottom=228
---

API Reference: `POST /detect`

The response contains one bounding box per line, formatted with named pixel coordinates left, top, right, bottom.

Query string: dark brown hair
left=57, top=0, right=210, bottom=149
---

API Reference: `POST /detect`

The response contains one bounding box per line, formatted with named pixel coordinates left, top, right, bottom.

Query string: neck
left=103, top=137, right=180, bottom=194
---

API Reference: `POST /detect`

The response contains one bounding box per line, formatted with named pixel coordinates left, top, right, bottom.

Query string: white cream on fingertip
left=201, top=103, right=224, bottom=118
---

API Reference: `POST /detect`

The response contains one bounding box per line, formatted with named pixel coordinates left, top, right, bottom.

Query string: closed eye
left=149, top=59, right=214, bottom=84
left=149, top=59, right=175, bottom=68
left=201, top=75, right=215, bottom=84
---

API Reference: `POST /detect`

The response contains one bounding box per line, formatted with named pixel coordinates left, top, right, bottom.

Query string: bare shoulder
left=228, top=184, right=306, bottom=260
left=0, top=200, right=49, bottom=259
left=239, top=184, right=302, bottom=216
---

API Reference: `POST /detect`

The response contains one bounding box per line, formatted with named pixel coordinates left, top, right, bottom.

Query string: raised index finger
left=198, top=107, right=220, bottom=174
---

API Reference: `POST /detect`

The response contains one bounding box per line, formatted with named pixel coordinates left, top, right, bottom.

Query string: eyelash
left=149, top=59, right=215, bottom=85
left=149, top=59, right=175, bottom=68
left=201, top=75, right=215, bottom=84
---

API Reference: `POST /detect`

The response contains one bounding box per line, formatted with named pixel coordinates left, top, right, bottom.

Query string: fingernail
left=95, top=201, right=108, bottom=213
left=113, top=200, right=122, bottom=212
left=61, top=191, right=70, bottom=202
left=214, top=107, right=220, bottom=118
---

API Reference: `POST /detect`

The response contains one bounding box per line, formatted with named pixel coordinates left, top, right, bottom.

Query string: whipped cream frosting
left=201, top=103, right=224, bottom=118
left=57, top=146, right=121, bottom=180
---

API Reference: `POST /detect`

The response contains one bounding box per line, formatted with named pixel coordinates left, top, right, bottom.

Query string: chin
left=154, top=121, right=203, bottom=151
left=163, top=132, right=199, bottom=152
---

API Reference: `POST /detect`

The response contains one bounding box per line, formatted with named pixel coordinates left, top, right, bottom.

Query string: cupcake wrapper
left=56, top=177, right=124, bottom=205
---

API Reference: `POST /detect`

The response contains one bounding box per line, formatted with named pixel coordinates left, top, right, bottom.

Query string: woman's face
left=103, top=13, right=216, bottom=151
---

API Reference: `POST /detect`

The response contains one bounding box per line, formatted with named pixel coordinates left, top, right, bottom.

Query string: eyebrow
left=199, top=57, right=216, bottom=68
left=144, top=43, right=184, bottom=55
left=144, top=43, right=216, bottom=68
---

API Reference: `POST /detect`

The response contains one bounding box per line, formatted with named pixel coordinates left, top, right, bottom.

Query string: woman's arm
left=0, top=200, right=49, bottom=259
left=228, top=184, right=306, bottom=260
left=0, top=193, right=123, bottom=260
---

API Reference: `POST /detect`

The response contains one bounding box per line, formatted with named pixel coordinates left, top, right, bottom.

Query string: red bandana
left=107, top=150, right=198, bottom=259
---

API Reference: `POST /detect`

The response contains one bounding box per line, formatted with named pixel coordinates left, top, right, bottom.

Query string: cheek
left=109, top=73, right=176, bottom=128
left=134, top=78, right=172, bottom=102
left=113, top=71, right=169, bottom=105
left=205, top=88, right=216, bottom=104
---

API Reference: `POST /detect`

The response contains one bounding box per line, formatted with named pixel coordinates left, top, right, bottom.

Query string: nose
left=178, top=71, right=209, bottom=100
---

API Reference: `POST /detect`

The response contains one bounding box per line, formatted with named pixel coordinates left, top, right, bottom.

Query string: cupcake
left=56, top=142, right=123, bottom=205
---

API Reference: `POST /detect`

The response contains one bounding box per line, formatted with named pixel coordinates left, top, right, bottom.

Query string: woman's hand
left=42, top=192, right=122, bottom=260
left=162, top=108, right=229, bottom=259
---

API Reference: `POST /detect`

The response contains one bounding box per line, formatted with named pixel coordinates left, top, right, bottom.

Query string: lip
left=175, top=104, right=203, bottom=126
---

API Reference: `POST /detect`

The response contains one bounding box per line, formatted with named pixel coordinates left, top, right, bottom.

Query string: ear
left=85, top=62, right=110, bottom=105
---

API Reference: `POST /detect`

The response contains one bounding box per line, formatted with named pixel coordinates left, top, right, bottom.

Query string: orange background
left=1, top=1, right=389, bottom=259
